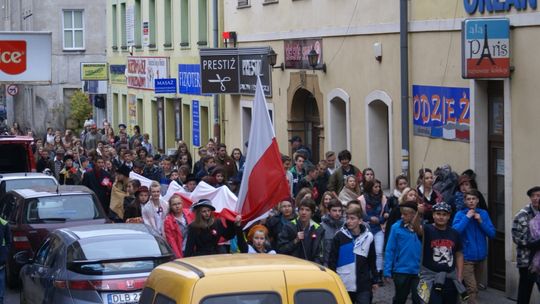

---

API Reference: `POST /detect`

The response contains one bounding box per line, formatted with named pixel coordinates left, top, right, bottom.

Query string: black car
left=18, top=224, right=174, bottom=304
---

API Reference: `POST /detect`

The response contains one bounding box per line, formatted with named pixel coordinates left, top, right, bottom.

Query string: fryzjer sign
left=462, top=18, right=510, bottom=78
left=413, top=85, right=470, bottom=142
left=127, top=56, right=168, bottom=90
left=199, top=47, right=272, bottom=96
left=0, top=32, right=52, bottom=82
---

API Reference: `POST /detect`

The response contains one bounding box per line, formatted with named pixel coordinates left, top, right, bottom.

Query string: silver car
left=18, top=224, right=174, bottom=304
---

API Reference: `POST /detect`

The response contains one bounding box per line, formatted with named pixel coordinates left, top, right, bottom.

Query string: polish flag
left=236, top=76, right=290, bottom=223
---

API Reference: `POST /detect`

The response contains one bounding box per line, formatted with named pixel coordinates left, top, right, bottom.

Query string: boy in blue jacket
left=384, top=201, right=422, bottom=304
left=452, top=189, right=495, bottom=303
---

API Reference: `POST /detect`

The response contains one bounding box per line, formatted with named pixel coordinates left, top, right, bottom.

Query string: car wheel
left=6, top=262, right=20, bottom=289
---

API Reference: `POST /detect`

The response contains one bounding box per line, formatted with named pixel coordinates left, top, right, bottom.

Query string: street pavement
left=7, top=280, right=515, bottom=303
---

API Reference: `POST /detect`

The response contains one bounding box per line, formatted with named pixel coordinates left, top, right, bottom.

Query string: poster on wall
left=412, top=84, right=470, bottom=142
left=126, top=5, right=135, bottom=46
left=109, top=65, right=126, bottom=84
left=128, top=94, right=137, bottom=131
left=126, top=56, right=168, bottom=90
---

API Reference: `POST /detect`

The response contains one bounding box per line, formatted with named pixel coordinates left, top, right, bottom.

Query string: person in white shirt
left=142, top=181, right=169, bottom=234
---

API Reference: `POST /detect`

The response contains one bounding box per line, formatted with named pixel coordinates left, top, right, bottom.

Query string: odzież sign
left=462, top=18, right=510, bottom=79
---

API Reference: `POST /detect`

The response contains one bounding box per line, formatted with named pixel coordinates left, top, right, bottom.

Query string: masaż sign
left=464, top=0, right=537, bottom=14
left=413, top=85, right=470, bottom=142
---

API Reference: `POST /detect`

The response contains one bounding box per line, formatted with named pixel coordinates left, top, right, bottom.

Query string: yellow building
left=223, top=0, right=540, bottom=299
left=107, top=0, right=222, bottom=156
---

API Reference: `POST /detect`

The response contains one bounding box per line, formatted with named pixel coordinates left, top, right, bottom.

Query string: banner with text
left=412, top=85, right=470, bottom=142
left=127, top=56, right=168, bottom=90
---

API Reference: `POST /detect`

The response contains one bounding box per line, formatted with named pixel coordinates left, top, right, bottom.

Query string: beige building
left=107, top=0, right=223, bottom=156
left=223, top=0, right=540, bottom=299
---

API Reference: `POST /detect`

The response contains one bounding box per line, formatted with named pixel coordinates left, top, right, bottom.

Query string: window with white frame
left=63, top=10, right=84, bottom=50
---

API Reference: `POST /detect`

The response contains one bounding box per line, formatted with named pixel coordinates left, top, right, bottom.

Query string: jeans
left=392, top=273, right=420, bottom=304
left=373, top=230, right=384, bottom=271
left=428, top=279, right=457, bottom=304
left=517, top=267, right=540, bottom=304
left=0, top=267, right=5, bottom=304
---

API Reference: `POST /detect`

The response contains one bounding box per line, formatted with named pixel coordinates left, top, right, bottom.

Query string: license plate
left=104, top=292, right=141, bottom=304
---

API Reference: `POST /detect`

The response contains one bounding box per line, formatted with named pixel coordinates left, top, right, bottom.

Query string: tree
left=69, top=90, right=92, bottom=133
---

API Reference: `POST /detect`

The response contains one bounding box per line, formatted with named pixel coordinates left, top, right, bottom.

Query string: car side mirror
left=14, top=250, right=33, bottom=265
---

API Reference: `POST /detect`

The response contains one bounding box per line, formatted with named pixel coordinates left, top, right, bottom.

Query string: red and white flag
left=236, top=76, right=290, bottom=223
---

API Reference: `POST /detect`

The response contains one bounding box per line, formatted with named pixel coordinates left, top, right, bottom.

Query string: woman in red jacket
left=164, top=194, right=190, bottom=258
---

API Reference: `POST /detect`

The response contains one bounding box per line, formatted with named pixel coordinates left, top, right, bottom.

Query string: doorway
left=290, top=88, right=321, bottom=163
left=328, top=94, right=348, bottom=153
left=487, top=80, right=505, bottom=290
left=367, top=100, right=390, bottom=189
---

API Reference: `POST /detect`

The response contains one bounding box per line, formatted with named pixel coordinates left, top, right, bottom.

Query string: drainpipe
left=400, top=0, right=410, bottom=177
left=212, top=0, right=221, bottom=143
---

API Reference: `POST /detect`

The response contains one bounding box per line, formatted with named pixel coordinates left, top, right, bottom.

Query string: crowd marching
left=4, top=119, right=540, bottom=304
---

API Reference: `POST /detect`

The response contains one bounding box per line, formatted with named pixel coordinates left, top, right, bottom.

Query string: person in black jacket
left=184, top=199, right=241, bottom=257
left=265, top=199, right=296, bottom=250
left=81, top=156, right=112, bottom=212
left=328, top=204, right=379, bottom=304
left=278, top=198, right=324, bottom=264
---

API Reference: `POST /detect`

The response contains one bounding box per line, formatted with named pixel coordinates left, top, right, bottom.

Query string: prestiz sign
left=0, top=41, right=27, bottom=75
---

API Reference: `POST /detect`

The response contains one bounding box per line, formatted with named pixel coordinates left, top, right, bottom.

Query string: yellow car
left=139, top=254, right=352, bottom=304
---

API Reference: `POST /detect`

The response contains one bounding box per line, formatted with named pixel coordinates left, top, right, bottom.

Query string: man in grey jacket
left=321, top=198, right=344, bottom=266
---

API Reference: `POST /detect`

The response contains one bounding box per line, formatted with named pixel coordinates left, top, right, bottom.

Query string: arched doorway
left=365, top=90, right=393, bottom=190
left=290, top=88, right=321, bottom=163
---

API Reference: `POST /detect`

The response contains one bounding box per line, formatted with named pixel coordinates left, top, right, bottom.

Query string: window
left=34, top=240, right=51, bottom=266
left=238, top=0, right=250, bottom=7
left=197, top=0, right=208, bottom=46
left=294, top=290, right=337, bottom=304
left=134, top=0, right=142, bottom=47
left=154, top=294, right=176, bottom=304
left=202, top=292, right=281, bottom=304
left=120, top=3, right=127, bottom=49
left=139, top=287, right=156, bottom=304
left=111, top=4, right=118, bottom=49
left=63, top=10, right=84, bottom=50
left=149, top=0, right=156, bottom=48
left=180, top=0, right=189, bottom=46
left=25, top=194, right=102, bottom=223
left=164, top=0, right=173, bottom=47
left=263, top=0, right=278, bottom=4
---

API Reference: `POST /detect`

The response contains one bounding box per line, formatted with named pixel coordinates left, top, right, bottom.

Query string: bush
left=69, top=90, right=92, bottom=133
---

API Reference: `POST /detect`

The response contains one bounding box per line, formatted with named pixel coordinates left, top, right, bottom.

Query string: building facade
left=0, top=0, right=107, bottom=134
left=107, top=0, right=223, bottom=156
left=223, top=0, right=540, bottom=299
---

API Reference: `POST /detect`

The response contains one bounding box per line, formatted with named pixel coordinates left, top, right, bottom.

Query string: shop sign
left=462, top=18, right=510, bottom=78
left=128, top=94, right=137, bottom=132
left=179, top=64, right=203, bottom=95
left=142, top=21, right=149, bottom=47
left=126, top=56, right=168, bottom=90
left=126, top=5, right=135, bottom=46
left=284, top=38, right=323, bottom=70
left=80, top=63, right=108, bottom=81
left=412, top=85, right=470, bottom=142
left=199, top=47, right=273, bottom=95
left=192, top=100, right=200, bottom=147
left=109, top=64, right=126, bottom=84
left=239, top=51, right=272, bottom=96
left=154, top=78, right=177, bottom=94
left=0, top=32, right=51, bottom=83
left=464, top=0, right=537, bottom=14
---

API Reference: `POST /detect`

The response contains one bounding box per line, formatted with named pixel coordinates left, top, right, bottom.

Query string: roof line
left=171, top=260, right=205, bottom=278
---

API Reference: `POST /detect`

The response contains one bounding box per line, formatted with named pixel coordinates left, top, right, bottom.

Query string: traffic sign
left=6, top=84, right=18, bottom=96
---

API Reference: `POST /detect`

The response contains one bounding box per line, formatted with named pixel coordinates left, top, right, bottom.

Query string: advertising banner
left=412, top=85, right=470, bottom=142
left=128, top=94, right=137, bottom=131
left=179, top=64, right=203, bottom=95
left=110, top=64, right=126, bottom=84
left=126, top=5, right=135, bottom=46
left=0, top=32, right=52, bottom=83
left=284, top=38, right=323, bottom=70
left=462, top=18, right=510, bottom=78
left=126, top=56, right=168, bottom=90
left=81, top=63, right=108, bottom=81
left=192, top=100, right=200, bottom=147
left=239, top=52, right=272, bottom=97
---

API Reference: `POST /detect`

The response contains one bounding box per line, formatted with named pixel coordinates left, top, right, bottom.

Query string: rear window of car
left=5, top=178, right=57, bottom=192
left=25, top=194, right=102, bottom=223
left=67, top=236, right=172, bottom=275
left=201, top=293, right=281, bottom=304
left=294, top=290, right=337, bottom=304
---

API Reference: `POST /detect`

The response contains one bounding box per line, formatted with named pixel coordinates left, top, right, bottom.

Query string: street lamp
left=268, top=48, right=284, bottom=71
left=307, top=47, right=327, bottom=73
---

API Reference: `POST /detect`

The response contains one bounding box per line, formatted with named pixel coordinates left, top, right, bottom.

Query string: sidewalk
left=372, top=282, right=515, bottom=303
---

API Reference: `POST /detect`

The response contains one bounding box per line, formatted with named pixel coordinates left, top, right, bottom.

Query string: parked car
left=0, top=172, right=58, bottom=199
left=140, top=254, right=352, bottom=304
left=0, top=185, right=109, bottom=287
left=0, top=135, right=36, bottom=173
left=18, top=224, right=175, bottom=304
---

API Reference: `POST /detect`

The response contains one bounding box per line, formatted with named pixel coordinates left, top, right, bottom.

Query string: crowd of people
left=4, top=119, right=540, bottom=304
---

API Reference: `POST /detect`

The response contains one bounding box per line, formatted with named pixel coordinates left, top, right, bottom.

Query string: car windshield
left=25, top=194, right=102, bottom=223
left=67, top=236, right=172, bottom=275
left=5, top=178, right=57, bottom=192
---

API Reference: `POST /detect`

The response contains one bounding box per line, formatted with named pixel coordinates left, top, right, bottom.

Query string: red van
left=0, top=135, right=36, bottom=173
